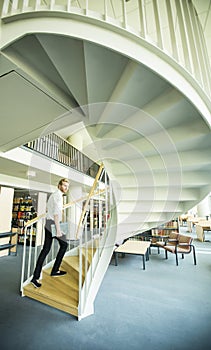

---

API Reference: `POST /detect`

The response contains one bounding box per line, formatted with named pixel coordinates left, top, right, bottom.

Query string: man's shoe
left=50, top=270, right=67, bottom=277
left=31, top=278, right=42, bottom=288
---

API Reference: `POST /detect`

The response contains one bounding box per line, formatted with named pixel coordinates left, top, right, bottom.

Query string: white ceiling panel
left=0, top=71, right=67, bottom=151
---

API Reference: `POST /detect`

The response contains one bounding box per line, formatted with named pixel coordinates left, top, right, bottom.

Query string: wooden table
left=196, top=221, right=211, bottom=241
left=114, top=240, right=151, bottom=270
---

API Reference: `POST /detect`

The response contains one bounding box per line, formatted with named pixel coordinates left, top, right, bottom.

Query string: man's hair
left=58, top=178, right=69, bottom=187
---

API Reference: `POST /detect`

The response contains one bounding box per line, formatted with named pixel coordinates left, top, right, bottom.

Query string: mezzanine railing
left=1, top=0, right=211, bottom=97
left=24, top=133, right=100, bottom=179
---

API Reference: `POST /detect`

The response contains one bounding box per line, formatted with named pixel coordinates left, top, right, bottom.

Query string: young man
left=31, top=178, right=69, bottom=288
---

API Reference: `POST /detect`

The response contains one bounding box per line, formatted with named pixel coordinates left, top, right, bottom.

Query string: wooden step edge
left=43, top=276, right=80, bottom=293
left=24, top=282, right=78, bottom=306
left=64, top=253, right=93, bottom=270
left=82, top=247, right=96, bottom=256
left=61, top=260, right=86, bottom=278
left=64, top=254, right=93, bottom=267
left=39, top=275, right=79, bottom=301
left=62, top=256, right=80, bottom=270
left=42, top=270, right=85, bottom=289
left=24, top=281, right=79, bottom=304
left=23, top=289, right=78, bottom=317
left=42, top=261, right=82, bottom=280
left=81, top=250, right=96, bottom=264
left=39, top=280, right=79, bottom=302
left=43, top=268, right=79, bottom=286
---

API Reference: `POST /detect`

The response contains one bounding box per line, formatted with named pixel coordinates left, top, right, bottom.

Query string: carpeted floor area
left=1, top=226, right=211, bottom=350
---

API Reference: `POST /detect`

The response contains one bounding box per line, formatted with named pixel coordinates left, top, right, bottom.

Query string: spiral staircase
left=0, top=0, right=211, bottom=319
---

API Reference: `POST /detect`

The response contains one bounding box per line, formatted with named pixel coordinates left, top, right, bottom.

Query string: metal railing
left=24, top=133, right=100, bottom=179
left=20, top=165, right=113, bottom=318
left=1, top=0, right=211, bottom=97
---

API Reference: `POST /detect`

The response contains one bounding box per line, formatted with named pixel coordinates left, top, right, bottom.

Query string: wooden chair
left=155, top=231, right=179, bottom=249
left=163, top=234, right=196, bottom=266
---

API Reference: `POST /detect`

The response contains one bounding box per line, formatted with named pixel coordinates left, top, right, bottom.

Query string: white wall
left=0, top=186, right=14, bottom=233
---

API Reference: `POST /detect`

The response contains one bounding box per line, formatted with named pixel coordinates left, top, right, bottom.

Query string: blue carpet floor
left=0, top=226, right=211, bottom=350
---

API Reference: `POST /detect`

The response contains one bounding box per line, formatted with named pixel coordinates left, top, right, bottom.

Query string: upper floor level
left=1, top=0, right=210, bottom=97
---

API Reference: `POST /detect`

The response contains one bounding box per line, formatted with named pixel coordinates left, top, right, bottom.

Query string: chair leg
left=182, top=253, right=184, bottom=259
left=192, top=246, right=197, bottom=265
left=175, top=251, right=178, bottom=265
left=146, top=248, right=149, bottom=261
left=165, top=249, right=168, bottom=259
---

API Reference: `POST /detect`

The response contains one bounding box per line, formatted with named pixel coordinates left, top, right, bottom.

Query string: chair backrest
left=178, top=235, right=193, bottom=252
left=169, top=232, right=179, bottom=240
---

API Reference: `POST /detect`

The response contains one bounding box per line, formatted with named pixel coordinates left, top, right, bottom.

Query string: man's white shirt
left=46, top=189, right=63, bottom=221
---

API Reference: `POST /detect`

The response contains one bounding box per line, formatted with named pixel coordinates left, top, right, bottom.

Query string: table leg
left=115, top=252, right=118, bottom=266
left=142, top=255, right=145, bottom=270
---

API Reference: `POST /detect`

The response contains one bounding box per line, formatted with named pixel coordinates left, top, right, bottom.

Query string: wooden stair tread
left=64, top=249, right=96, bottom=269
left=24, top=282, right=78, bottom=305
left=63, top=255, right=80, bottom=271
left=62, top=256, right=86, bottom=277
left=23, top=248, right=96, bottom=317
left=24, top=290, right=78, bottom=316
left=81, top=247, right=96, bottom=263
left=23, top=275, right=78, bottom=316
left=43, top=268, right=79, bottom=289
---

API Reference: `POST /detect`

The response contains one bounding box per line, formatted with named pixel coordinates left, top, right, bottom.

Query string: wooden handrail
left=75, top=163, right=104, bottom=239
left=24, top=213, right=46, bottom=228
left=63, top=188, right=105, bottom=210
left=24, top=171, right=105, bottom=229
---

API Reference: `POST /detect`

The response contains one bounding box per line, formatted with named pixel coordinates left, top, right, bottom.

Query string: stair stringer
left=78, top=211, right=117, bottom=320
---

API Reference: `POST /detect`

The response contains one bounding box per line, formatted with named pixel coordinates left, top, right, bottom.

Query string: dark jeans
left=33, top=220, right=68, bottom=280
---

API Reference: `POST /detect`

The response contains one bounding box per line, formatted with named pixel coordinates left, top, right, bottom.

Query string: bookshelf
left=12, top=193, right=37, bottom=245
left=151, top=220, right=179, bottom=236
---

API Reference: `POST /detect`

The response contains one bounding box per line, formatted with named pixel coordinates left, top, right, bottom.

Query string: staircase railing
left=78, top=170, right=114, bottom=319
left=75, top=163, right=104, bottom=239
left=1, top=0, right=210, bottom=97
left=20, top=164, right=113, bottom=318
left=77, top=163, right=106, bottom=315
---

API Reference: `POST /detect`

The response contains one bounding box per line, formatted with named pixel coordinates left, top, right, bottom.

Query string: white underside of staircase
left=1, top=15, right=211, bottom=318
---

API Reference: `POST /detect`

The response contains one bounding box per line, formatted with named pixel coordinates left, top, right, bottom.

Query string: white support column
left=67, top=133, right=83, bottom=151
left=0, top=186, right=14, bottom=233
left=197, top=194, right=211, bottom=219
left=67, top=133, right=83, bottom=172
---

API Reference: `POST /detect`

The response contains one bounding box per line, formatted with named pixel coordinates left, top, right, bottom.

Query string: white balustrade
left=1, top=0, right=210, bottom=96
